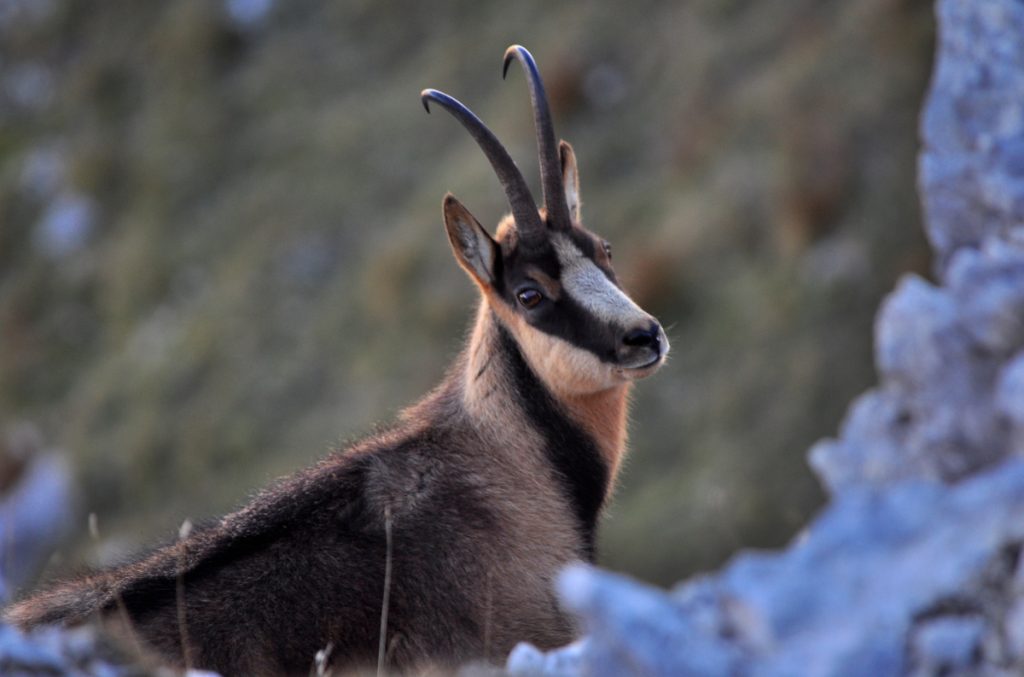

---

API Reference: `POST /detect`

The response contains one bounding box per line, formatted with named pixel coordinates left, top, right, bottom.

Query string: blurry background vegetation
left=0, top=0, right=934, bottom=587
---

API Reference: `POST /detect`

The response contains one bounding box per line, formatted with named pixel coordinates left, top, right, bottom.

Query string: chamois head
left=422, top=45, right=668, bottom=396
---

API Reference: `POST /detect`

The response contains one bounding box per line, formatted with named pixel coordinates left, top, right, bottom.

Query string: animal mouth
left=617, top=351, right=665, bottom=376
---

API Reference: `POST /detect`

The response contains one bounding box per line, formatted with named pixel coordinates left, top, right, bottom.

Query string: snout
left=616, top=320, right=669, bottom=373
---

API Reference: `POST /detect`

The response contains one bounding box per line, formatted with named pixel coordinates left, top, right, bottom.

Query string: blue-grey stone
left=909, top=615, right=986, bottom=674
left=874, top=275, right=963, bottom=390
left=996, top=351, right=1024, bottom=428
left=507, top=639, right=587, bottom=677
left=947, top=239, right=1024, bottom=355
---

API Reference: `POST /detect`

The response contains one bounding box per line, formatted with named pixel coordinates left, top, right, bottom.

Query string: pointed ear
left=443, top=193, right=499, bottom=288
left=560, top=140, right=581, bottom=223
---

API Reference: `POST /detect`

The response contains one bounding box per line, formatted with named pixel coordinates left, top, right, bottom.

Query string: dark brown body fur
left=6, top=305, right=623, bottom=675
left=7, top=45, right=667, bottom=676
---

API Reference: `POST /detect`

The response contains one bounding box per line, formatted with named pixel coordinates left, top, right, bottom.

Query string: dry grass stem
left=377, top=504, right=393, bottom=677
left=176, top=518, right=193, bottom=671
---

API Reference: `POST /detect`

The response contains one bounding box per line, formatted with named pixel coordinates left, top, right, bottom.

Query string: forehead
left=499, top=224, right=607, bottom=282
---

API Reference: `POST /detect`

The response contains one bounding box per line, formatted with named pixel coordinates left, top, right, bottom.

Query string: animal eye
left=602, top=241, right=612, bottom=260
left=516, top=288, right=543, bottom=309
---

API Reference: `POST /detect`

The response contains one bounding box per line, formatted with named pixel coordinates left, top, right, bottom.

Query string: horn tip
left=420, top=88, right=436, bottom=113
left=502, top=45, right=528, bottom=79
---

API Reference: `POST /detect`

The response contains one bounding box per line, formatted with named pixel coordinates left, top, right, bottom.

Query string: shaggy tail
left=4, top=577, right=111, bottom=629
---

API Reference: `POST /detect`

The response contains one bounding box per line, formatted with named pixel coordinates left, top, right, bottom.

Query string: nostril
left=623, top=325, right=660, bottom=349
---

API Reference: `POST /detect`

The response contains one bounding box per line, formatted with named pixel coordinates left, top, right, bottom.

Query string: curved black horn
left=502, top=45, right=571, bottom=231
left=421, top=88, right=545, bottom=245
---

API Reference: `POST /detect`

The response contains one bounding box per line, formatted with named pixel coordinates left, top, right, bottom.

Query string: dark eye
left=516, top=288, right=543, bottom=309
left=602, top=241, right=612, bottom=260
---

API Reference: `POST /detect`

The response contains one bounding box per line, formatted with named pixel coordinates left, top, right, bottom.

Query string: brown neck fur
left=559, top=385, right=631, bottom=490
left=462, top=301, right=631, bottom=500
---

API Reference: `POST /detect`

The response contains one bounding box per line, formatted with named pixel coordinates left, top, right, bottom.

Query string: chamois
left=5, top=45, right=668, bottom=675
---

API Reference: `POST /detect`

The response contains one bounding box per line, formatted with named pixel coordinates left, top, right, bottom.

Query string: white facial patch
left=553, top=236, right=650, bottom=325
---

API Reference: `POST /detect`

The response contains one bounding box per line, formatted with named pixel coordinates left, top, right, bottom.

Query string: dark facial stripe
left=528, top=294, right=623, bottom=364
left=495, top=321, right=609, bottom=561
left=499, top=239, right=623, bottom=363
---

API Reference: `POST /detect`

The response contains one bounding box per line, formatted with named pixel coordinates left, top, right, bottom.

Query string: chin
left=616, top=355, right=667, bottom=381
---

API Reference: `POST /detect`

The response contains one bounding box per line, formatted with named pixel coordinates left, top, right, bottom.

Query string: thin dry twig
left=313, top=642, right=333, bottom=677
left=90, top=512, right=145, bottom=660
left=377, top=503, right=393, bottom=677
left=176, top=519, right=193, bottom=671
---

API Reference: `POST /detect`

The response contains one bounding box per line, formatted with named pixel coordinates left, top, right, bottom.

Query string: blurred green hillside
left=0, top=0, right=933, bottom=586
